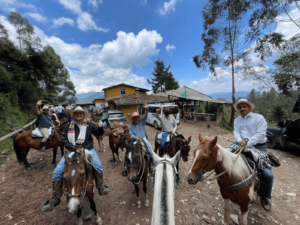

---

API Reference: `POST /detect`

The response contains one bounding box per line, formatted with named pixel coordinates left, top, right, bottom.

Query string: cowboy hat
left=162, top=107, right=172, bottom=112
left=127, top=112, right=143, bottom=122
left=70, top=106, right=88, bottom=118
left=233, top=99, right=255, bottom=112
left=42, top=105, right=50, bottom=110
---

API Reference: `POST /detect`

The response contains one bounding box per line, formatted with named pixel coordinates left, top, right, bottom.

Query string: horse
left=151, top=150, right=181, bottom=225
left=124, top=140, right=150, bottom=209
left=103, top=121, right=128, bottom=136
left=63, top=150, right=103, bottom=225
left=154, top=132, right=192, bottom=183
left=109, top=127, right=131, bottom=164
left=86, top=119, right=105, bottom=151
left=186, top=133, right=258, bottom=225
left=13, top=121, right=69, bottom=169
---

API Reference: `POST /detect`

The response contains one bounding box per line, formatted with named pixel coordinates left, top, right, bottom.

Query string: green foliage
left=271, top=105, right=285, bottom=122
left=219, top=105, right=236, bottom=133
left=147, top=58, right=179, bottom=93
left=206, top=103, right=224, bottom=114
left=197, top=106, right=204, bottom=113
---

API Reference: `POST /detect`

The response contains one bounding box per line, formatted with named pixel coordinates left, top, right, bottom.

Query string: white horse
left=151, top=151, right=181, bottom=225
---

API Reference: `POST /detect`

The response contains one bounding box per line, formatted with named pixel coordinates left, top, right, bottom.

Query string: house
left=75, top=98, right=95, bottom=111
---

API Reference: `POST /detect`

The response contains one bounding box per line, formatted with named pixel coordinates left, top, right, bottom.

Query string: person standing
left=227, top=98, right=274, bottom=212
left=34, top=100, right=52, bottom=152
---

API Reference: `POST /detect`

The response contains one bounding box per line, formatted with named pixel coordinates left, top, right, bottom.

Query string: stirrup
left=122, top=170, right=128, bottom=177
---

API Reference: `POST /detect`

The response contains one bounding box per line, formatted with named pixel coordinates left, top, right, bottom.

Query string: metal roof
left=102, top=83, right=150, bottom=92
left=76, top=98, right=94, bottom=105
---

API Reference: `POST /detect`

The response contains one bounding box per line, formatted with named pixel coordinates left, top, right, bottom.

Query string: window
left=120, top=89, right=126, bottom=95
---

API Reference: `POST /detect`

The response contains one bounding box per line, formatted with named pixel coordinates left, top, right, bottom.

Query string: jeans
left=226, top=142, right=273, bottom=199
left=161, top=133, right=170, bottom=148
left=52, top=149, right=103, bottom=182
left=102, top=121, right=107, bottom=129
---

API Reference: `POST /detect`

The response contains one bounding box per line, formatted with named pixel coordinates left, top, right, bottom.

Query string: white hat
left=42, top=105, right=49, bottom=110
left=70, top=106, right=88, bottom=118
left=233, top=99, right=255, bottom=112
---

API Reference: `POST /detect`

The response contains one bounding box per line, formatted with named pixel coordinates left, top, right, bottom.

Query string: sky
left=0, top=0, right=299, bottom=95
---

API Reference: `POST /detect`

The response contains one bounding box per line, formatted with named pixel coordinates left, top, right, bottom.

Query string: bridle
left=126, top=142, right=145, bottom=185
left=194, top=146, right=215, bottom=183
left=53, top=122, right=68, bottom=141
left=167, top=135, right=190, bottom=159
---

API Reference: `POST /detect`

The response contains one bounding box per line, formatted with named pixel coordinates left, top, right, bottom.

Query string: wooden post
left=216, top=104, right=220, bottom=125
left=194, top=112, right=197, bottom=122
left=207, top=115, right=210, bottom=128
left=206, top=101, right=208, bottom=113
left=184, top=112, right=186, bottom=122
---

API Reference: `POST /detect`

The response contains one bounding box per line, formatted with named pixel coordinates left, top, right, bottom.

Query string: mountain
left=76, top=92, right=104, bottom=99
left=208, top=91, right=249, bottom=101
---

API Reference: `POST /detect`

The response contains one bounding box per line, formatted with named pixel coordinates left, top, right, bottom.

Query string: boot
left=95, top=172, right=110, bottom=195
left=39, top=142, right=47, bottom=152
left=41, top=181, right=62, bottom=212
left=122, top=168, right=128, bottom=177
left=261, top=197, right=272, bottom=211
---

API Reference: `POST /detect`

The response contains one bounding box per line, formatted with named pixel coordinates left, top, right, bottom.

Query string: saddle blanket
left=157, top=133, right=177, bottom=144
left=32, top=127, right=52, bottom=137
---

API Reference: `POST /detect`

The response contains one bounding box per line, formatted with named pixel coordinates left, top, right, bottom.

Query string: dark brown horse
left=86, top=118, right=105, bottom=151
left=154, top=132, right=192, bottom=183
left=125, top=140, right=149, bottom=209
left=13, top=122, right=68, bottom=169
left=63, top=150, right=103, bottom=225
left=104, top=121, right=128, bottom=136
left=109, top=127, right=131, bottom=164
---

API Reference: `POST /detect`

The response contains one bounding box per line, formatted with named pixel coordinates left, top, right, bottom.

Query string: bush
left=197, top=106, right=204, bottom=113
left=271, top=105, right=285, bottom=122
left=206, top=103, right=224, bottom=114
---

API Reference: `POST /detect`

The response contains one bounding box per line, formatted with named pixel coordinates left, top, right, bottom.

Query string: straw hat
left=70, top=106, right=88, bottom=118
left=127, top=112, right=143, bottom=122
left=233, top=99, right=255, bottom=112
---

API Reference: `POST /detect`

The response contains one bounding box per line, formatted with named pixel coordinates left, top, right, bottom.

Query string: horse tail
left=13, top=135, right=24, bottom=164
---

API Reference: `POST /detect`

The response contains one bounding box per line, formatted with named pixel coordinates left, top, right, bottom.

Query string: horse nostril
left=188, top=178, right=193, bottom=183
left=188, top=154, right=190, bottom=156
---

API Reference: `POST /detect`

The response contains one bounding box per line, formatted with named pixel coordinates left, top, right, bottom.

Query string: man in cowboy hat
left=122, top=102, right=154, bottom=176
left=35, top=100, right=53, bottom=152
left=227, top=98, right=274, bottom=212
left=41, top=106, right=110, bottom=212
left=156, top=106, right=178, bottom=150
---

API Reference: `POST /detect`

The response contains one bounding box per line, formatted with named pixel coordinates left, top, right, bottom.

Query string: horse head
left=176, top=135, right=192, bottom=162
left=125, top=140, right=142, bottom=182
left=63, top=150, right=87, bottom=214
left=187, top=133, right=218, bottom=185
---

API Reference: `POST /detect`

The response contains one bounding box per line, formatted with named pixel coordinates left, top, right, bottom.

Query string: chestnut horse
left=187, top=134, right=257, bottom=225
left=154, top=132, right=192, bottom=183
left=13, top=122, right=68, bottom=169
left=109, top=127, right=131, bottom=164
left=125, top=140, right=149, bottom=209
left=63, top=150, right=103, bottom=225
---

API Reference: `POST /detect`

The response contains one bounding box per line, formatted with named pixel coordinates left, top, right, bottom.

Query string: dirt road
left=0, top=120, right=299, bottom=225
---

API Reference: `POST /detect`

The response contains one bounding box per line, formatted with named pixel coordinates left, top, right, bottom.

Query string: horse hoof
left=25, top=165, right=32, bottom=170
left=115, top=161, right=117, bottom=165
left=118, top=158, right=122, bottom=162
left=137, top=203, right=141, bottom=209
left=145, top=201, right=149, bottom=207
left=222, top=220, right=229, bottom=225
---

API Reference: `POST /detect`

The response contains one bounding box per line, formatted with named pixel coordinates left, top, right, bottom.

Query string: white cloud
left=53, top=17, right=75, bottom=27
left=57, top=0, right=108, bottom=32
left=158, top=0, right=182, bottom=15
left=88, top=0, right=103, bottom=10
left=165, top=44, right=176, bottom=55
left=26, top=13, right=47, bottom=24
left=0, top=0, right=36, bottom=12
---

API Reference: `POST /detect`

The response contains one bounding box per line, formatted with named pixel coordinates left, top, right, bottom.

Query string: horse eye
left=203, top=158, right=207, bottom=161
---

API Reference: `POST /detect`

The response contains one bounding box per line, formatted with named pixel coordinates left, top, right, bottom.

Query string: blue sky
left=0, top=0, right=298, bottom=95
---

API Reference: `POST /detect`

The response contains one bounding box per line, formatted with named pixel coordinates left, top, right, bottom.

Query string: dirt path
left=0, top=120, right=299, bottom=225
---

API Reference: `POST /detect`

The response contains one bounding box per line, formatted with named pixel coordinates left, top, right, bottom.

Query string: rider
left=41, top=106, right=110, bottom=212
left=122, top=102, right=154, bottom=176
left=98, top=104, right=110, bottom=137
left=35, top=100, right=52, bottom=152
left=56, top=104, right=64, bottom=114
left=156, top=107, right=178, bottom=150
left=226, top=98, right=274, bottom=212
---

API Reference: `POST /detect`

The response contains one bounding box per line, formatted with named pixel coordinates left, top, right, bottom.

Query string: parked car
left=141, top=104, right=180, bottom=130
left=93, top=110, right=127, bottom=124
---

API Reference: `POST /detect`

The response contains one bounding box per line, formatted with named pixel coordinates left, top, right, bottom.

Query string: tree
left=193, top=0, right=253, bottom=125
left=148, top=58, right=179, bottom=93
left=0, top=11, right=8, bottom=40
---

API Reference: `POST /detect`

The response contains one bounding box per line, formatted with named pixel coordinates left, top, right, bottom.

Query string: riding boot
left=94, top=172, right=110, bottom=195
left=41, top=180, right=62, bottom=212
left=122, top=168, right=128, bottom=177
left=39, top=142, right=47, bottom=152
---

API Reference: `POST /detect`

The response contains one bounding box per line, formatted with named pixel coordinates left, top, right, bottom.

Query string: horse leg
left=76, top=207, right=83, bottom=225
left=52, top=147, right=58, bottom=165
left=23, top=147, right=31, bottom=170
left=134, top=183, right=141, bottom=209
left=240, top=203, right=249, bottom=225
left=109, top=141, right=116, bottom=163
left=116, top=146, right=122, bottom=162
left=114, top=146, right=118, bottom=164
left=222, top=198, right=230, bottom=225
left=176, top=161, right=181, bottom=183
left=89, top=198, right=102, bottom=225
left=60, top=145, right=64, bottom=158
left=143, top=179, right=149, bottom=207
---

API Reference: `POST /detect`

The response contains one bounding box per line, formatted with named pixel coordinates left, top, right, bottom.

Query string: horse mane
left=174, top=134, right=185, bottom=140
left=160, top=163, right=168, bottom=224
left=216, top=144, right=250, bottom=180
left=70, top=153, right=92, bottom=175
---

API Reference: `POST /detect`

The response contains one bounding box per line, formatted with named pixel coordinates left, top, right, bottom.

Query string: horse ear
left=78, top=150, right=85, bottom=162
left=170, top=150, right=181, bottom=166
left=64, top=151, right=70, bottom=164
left=210, top=136, right=217, bottom=147
left=198, top=133, right=203, bottom=142
left=187, top=136, right=192, bottom=144
left=152, top=151, right=163, bottom=165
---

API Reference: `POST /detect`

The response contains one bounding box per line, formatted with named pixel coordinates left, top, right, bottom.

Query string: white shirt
left=233, top=112, right=267, bottom=147
left=57, top=106, right=64, bottom=113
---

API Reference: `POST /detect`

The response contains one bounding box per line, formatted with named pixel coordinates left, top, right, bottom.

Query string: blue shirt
left=38, top=113, right=52, bottom=129
left=129, top=116, right=147, bottom=139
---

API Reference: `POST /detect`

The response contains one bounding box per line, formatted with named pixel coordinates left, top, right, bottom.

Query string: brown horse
left=13, top=122, right=68, bottom=169
left=86, top=119, right=105, bottom=151
left=63, top=150, right=103, bottom=225
left=154, top=132, right=192, bottom=183
left=125, top=140, right=149, bottom=209
left=109, top=127, right=131, bottom=164
left=104, top=121, right=128, bottom=135
left=187, top=134, right=258, bottom=225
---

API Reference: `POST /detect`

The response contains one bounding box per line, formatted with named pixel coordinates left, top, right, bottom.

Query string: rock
left=202, top=215, right=211, bottom=223
left=132, top=212, right=135, bottom=214
left=230, top=214, right=239, bottom=225
left=286, top=193, right=296, bottom=197
left=257, top=213, right=265, bottom=219
left=84, top=214, right=92, bottom=221
left=115, top=202, right=118, bottom=205
left=218, top=213, right=222, bottom=217
left=211, top=217, right=216, bottom=222
left=132, top=203, right=135, bottom=207
left=5, top=214, right=12, bottom=220
left=123, top=201, right=126, bottom=204
left=177, top=210, right=180, bottom=214
left=295, top=215, right=299, bottom=220
left=197, top=190, right=200, bottom=194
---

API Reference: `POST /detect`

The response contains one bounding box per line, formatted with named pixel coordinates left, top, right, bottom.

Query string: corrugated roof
left=106, top=93, right=174, bottom=105
left=102, top=83, right=150, bottom=92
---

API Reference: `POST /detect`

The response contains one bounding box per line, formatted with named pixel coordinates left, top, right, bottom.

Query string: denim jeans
left=161, top=133, right=170, bottom=148
left=226, top=142, right=273, bottom=199
left=52, top=149, right=103, bottom=182
left=102, top=121, right=107, bottom=129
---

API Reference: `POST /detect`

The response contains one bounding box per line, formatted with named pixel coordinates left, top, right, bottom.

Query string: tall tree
left=148, top=58, right=179, bottom=93
left=193, top=0, right=252, bottom=125
left=0, top=11, right=8, bottom=40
